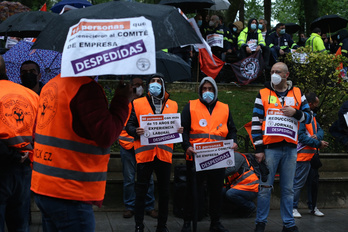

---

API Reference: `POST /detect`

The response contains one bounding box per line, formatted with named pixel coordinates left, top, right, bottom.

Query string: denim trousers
left=34, top=194, right=95, bottom=232
left=134, top=156, right=171, bottom=229
left=0, top=164, right=31, bottom=232
left=293, top=161, right=311, bottom=209
left=120, top=146, right=155, bottom=211
left=225, top=188, right=258, bottom=212
left=255, top=145, right=297, bottom=228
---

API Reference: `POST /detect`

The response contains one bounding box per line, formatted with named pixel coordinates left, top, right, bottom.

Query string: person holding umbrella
left=126, top=73, right=183, bottom=232
left=31, top=73, right=133, bottom=231
left=180, top=76, right=238, bottom=232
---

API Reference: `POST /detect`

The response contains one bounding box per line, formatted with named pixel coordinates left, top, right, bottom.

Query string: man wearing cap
left=180, top=76, right=238, bottom=232
left=126, top=73, right=183, bottom=232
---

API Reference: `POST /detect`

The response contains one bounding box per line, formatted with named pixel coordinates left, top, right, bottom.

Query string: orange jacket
left=0, top=80, right=39, bottom=152
left=297, top=117, right=317, bottom=161
left=187, top=99, right=229, bottom=160
left=31, top=75, right=110, bottom=202
left=133, top=96, right=178, bottom=164
left=118, top=102, right=134, bottom=150
left=260, top=87, right=302, bottom=145
left=226, top=153, right=259, bottom=192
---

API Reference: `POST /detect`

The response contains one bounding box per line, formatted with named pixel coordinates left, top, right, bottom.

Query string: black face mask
left=21, top=73, right=38, bottom=89
left=312, top=107, right=318, bottom=114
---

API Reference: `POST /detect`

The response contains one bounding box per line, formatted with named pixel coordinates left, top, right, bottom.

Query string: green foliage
left=285, top=46, right=348, bottom=151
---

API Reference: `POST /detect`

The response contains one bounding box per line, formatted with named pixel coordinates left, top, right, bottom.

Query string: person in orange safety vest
left=180, top=76, right=238, bottom=232
left=224, top=152, right=259, bottom=218
left=31, top=73, right=133, bottom=231
left=292, top=92, right=328, bottom=219
left=126, top=73, right=183, bottom=232
left=0, top=55, right=39, bottom=232
left=118, top=77, right=157, bottom=219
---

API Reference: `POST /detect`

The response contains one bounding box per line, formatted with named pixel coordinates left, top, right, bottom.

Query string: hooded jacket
left=266, top=30, right=299, bottom=53
left=251, top=81, right=312, bottom=153
left=306, top=33, right=327, bottom=52
left=181, top=77, right=237, bottom=155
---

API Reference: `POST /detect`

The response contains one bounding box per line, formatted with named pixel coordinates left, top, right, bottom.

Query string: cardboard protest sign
left=140, top=113, right=182, bottom=145
left=61, top=17, right=156, bottom=77
left=194, top=140, right=235, bottom=172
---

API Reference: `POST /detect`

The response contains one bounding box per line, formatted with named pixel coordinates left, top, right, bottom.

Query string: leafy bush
left=285, top=47, right=348, bottom=152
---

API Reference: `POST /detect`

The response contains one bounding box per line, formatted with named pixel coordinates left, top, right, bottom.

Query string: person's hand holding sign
left=186, top=146, right=195, bottom=158
left=136, top=127, right=145, bottom=136
left=178, top=127, right=184, bottom=134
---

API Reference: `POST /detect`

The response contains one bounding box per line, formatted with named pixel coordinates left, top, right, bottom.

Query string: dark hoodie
left=181, top=77, right=238, bottom=152
left=338, top=29, right=348, bottom=58
left=126, top=73, right=171, bottom=139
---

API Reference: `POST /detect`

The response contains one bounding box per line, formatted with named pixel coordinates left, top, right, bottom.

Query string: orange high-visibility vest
left=31, top=75, right=111, bottom=202
left=260, top=87, right=302, bottom=145
left=133, top=96, right=178, bottom=164
left=297, top=117, right=318, bottom=161
left=227, top=153, right=259, bottom=192
left=187, top=99, right=229, bottom=160
left=0, top=80, right=39, bottom=152
left=118, top=102, right=134, bottom=150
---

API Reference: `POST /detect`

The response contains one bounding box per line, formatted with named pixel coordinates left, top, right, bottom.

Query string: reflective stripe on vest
left=35, top=133, right=110, bottom=155
left=189, top=133, right=226, bottom=140
left=1, top=136, right=34, bottom=150
left=33, top=161, right=107, bottom=182
left=260, top=87, right=302, bottom=145
left=133, top=96, right=178, bottom=163
left=119, top=136, right=134, bottom=142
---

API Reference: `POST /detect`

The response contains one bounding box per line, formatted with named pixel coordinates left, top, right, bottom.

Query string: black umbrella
left=159, top=0, right=215, bottom=13
left=310, top=14, right=348, bottom=34
left=156, top=51, right=191, bottom=82
left=51, top=0, right=92, bottom=13
left=0, top=11, right=57, bottom=38
left=285, top=23, right=301, bottom=34
left=32, top=1, right=201, bottom=52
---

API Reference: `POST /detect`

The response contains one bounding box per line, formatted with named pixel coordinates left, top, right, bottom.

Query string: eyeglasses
left=270, top=70, right=283, bottom=75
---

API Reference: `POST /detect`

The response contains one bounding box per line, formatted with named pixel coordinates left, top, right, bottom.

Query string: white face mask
left=135, top=86, right=144, bottom=97
left=209, top=21, right=215, bottom=27
left=271, top=73, right=282, bottom=85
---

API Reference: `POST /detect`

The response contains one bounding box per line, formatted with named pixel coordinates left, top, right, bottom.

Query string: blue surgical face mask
left=149, top=82, right=162, bottom=97
left=233, top=27, right=237, bottom=32
left=258, top=24, right=263, bottom=30
left=197, top=20, right=202, bottom=27
left=280, top=29, right=286, bottom=34
left=202, top=91, right=214, bottom=103
left=337, top=35, right=340, bottom=40
left=250, top=23, right=257, bottom=30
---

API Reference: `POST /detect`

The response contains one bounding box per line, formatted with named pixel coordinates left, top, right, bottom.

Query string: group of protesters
left=1, top=10, right=348, bottom=232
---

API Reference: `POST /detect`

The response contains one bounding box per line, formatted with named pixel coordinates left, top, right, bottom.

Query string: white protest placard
left=194, top=140, right=235, bottom=172
left=140, top=113, right=182, bottom=145
left=264, top=108, right=298, bottom=142
left=206, top=34, right=224, bottom=48
left=61, top=17, right=156, bottom=77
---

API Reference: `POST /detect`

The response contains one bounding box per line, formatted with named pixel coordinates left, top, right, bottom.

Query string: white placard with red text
left=140, top=113, right=182, bottom=146
left=61, top=17, right=156, bottom=77
left=194, top=140, right=235, bottom=172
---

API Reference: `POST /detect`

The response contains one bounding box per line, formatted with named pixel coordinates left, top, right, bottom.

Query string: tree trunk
left=264, top=0, right=271, bottom=31
left=239, top=0, right=245, bottom=25
left=225, top=0, right=242, bottom=24
left=303, top=0, right=319, bottom=35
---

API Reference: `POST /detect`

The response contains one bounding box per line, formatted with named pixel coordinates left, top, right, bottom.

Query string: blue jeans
left=0, top=164, right=31, bottom=232
left=293, top=161, right=311, bottom=209
left=120, top=146, right=155, bottom=211
left=225, top=188, right=257, bottom=212
left=34, top=194, right=95, bottom=232
left=255, top=145, right=297, bottom=228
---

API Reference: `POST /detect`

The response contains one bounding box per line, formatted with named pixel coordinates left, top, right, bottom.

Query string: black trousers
left=183, top=160, right=225, bottom=223
left=135, top=156, right=171, bottom=229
